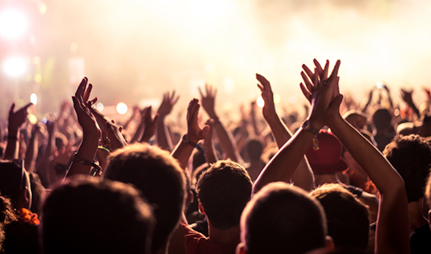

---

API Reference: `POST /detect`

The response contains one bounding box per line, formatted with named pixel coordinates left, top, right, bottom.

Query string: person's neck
left=314, top=174, right=339, bottom=186
left=208, top=221, right=240, bottom=245
left=408, top=199, right=428, bottom=231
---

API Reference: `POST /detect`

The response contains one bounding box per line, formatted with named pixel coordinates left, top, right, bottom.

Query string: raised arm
left=140, top=106, right=159, bottom=143
left=401, top=88, right=420, bottom=119
left=66, top=77, right=101, bottom=178
left=4, top=102, right=33, bottom=160
left=157, top=91, right=179, bottom=151
left=328, top=106, right=409, bottom=253
left=255, top=73, right=314, bottom=191
left=24, top=123, right=45, bottom=172
left=253, top=60, right=340, bottom=194
left=199, top=84, right=240, bottom=162
left=171, top=99, right=209, bottom=170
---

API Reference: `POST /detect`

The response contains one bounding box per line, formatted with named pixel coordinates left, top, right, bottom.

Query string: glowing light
left=3, top=56, right=28, bottom=77
left=96, top=102, right=104, bottom=112
left=257, top=96, right=264, bottom=108
left=70, top=42, right=78, bottom=51
left=33, top=56, right=41, bottom=65
left=0, top=10, right=27, bottom=40
left=274, top=94, right=281, bottom=104
left=116, top=102, right=128, bottom=115
left=39, top=3, right=47, bottom=14
left=28, top=114, right=38, bottom=125
left=34, top=74, right=42, bottom=83
left=30, top=93, right=37, bottom=105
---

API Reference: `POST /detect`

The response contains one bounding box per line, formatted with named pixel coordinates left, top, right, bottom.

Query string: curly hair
left=383, top=134, right=431, bottom=202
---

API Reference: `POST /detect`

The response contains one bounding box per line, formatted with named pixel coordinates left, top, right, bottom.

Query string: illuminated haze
left=1, top=0, right=430, bottom=119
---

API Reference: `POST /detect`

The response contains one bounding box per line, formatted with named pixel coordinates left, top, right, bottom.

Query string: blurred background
left=1, top=0, right=430, bottom=121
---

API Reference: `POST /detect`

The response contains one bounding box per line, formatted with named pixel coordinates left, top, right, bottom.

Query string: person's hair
left=0, top=160, right=28, bottom=207
left=0, top=195, right=18, bottom=253
left=42, top=176, right=154, bottom=254
left=310, top=184, right=369, bottom=253
left=245, top=138, right=264, bottom=161
left=241, top=182, right=327, bottom=254
left=383, top=134, right=431, bottom=202
left=104, top=143, right=186, bottom=253
left=371, top=108, right=392, bottom=131
left=196, top=159, right=252, bottom=230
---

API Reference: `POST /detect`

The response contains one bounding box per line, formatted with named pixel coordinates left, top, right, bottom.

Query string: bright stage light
left=96, top=102, right=104, bottom=112
left=116, top=102, right=128, bottom=115
left=0, top=9, right=27, bottom=40
left=30, top=93, right=37, bottom=105
left=3, top=56, right=28, bottom=77
left=257, top=96, right=264, bottom=108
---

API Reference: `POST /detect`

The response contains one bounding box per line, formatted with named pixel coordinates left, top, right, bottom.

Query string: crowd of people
left=0, top=59, right=430, bottom=254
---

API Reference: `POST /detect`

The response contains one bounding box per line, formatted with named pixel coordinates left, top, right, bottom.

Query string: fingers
left=83, top=83, right=93, bottom=102
left=256, top=73, right=270, bottom=87
left=300, top=83, right=311, bottom=102
left=198, top=86, right=204, bottom=98
left=300, top=71, right=313, bottom=93
left=75, top=77, right=88, bottom=99
left=322, top=60, right=329, bottom=81
left=329, top=60, right=341, bottom=80
left=9, top=103, right=15, bottom=115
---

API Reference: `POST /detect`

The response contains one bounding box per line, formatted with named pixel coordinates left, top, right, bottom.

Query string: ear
left=236, top=242, right=247, bottom=254
left=325, top=235, right=334, bottom=253
left=198, top=202, right=206, bottom=215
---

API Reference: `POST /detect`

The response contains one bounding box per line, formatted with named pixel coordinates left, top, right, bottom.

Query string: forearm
left=265, top=114, right=314, bottom=191
left=130, top=121, right=144, bottom=144
left=66, top=134, right=99, bottom=178
left=212, top=117, right=239, bottom=162
left=156, top=116, right=173, bottom=151
left=253, top=128, right=315, bottom=194
left=171, top=139, right=195, bottom=170
left=24, top=134, right=38, bottom=172
left=4, top=126, right=19, bottom=160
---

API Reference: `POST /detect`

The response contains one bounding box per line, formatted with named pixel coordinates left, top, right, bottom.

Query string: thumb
left=328, top=94, right=343, bottom=111
left=9, top=103, right=15, bottom=115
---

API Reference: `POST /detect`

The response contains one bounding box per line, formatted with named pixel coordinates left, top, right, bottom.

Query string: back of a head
left=245, top=139, right=264, bottom=161
left=197, top=159, right=252, bottom=230
left=371, top=108, right=392, bottom=131
left=310, top=184, right=369, bottom=253
left=241, top=182, right=327, bottom=254
left=42, top=176, right=154, bottom=254
left=0, top=160, right=25, bottom=206
left=383, top=134, right=431, bottom=203
left=104, top=143, right=186, bottom=253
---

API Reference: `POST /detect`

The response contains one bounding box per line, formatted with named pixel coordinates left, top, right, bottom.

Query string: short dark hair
left=104, top=143, right=186, bottom=253
left=196, top=159, right=252, bottom=229
left=372, top=108, right=392, bottom=130
left=42, top=176, right=154, bottom=254
left=383, top=134, right=431, bottom=202
left=241, top=182, right=327, bottom=254
left=311, top=184, right=369, bottom=253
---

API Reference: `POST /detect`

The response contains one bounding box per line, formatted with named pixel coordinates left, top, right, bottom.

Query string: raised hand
left=400, top=88, right=414, bottom=106
left=300, top=59, right=341, bottom=129
left=157, top=91, right=179, bottom=117
left=8, top=102, right=33, bottom=130
left=186, top=99, right=210, bottom=143
left=72, top=78, right=100, bottom=137
left=141, top=106, right=159, bottom=142
left=256, top=73, right=276, bottom=120
left=198, top=84, right=217, bottom=117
